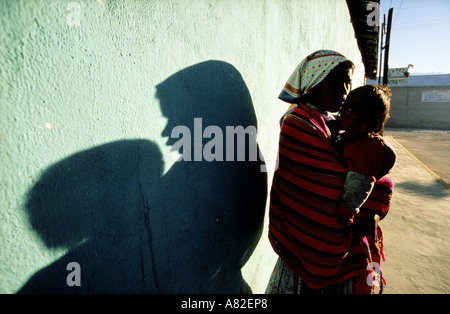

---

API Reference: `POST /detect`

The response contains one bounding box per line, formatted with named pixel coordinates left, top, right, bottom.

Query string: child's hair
left=341, top=84, right=391, bottom=134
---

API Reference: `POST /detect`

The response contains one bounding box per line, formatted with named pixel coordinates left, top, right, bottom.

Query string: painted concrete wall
left=387, top=86, right=450, bottom=130
left=1, top=0, right=365, bottom=293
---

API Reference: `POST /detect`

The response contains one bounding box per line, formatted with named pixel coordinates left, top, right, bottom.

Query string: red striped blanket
left=269, top=104, right=393, bottom=289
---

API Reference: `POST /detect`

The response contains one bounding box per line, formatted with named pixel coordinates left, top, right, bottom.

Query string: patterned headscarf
left=279, top=50, right=351, bottom=104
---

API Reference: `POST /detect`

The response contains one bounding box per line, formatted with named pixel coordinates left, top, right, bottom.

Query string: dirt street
left=379, top=128, right=450, bottom=294
left=384, top=128, right=450, bottom=186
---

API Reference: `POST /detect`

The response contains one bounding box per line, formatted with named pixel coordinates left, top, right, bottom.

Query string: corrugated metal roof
left=367, top=74, right=450, bottom=87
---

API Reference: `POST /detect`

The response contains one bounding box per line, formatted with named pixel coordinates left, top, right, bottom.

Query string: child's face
left=340, top=91, right=369, bottom=138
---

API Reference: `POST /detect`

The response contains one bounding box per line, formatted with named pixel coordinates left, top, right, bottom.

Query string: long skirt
left=265, top=257, right=371, bottom=294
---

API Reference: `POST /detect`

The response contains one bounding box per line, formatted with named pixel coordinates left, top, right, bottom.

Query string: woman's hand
left=335, top=205, right=356, bottom=228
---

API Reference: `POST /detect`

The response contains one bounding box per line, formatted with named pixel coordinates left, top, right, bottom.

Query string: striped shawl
left=269, top=104, right=393, bottom=289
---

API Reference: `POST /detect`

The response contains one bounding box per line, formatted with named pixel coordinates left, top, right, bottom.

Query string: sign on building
left=422, top=90, right=450, bottom=103
left=387, top=68, right=409, bottom=84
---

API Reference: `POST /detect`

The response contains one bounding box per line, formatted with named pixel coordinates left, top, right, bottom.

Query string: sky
left=379, top=0, right=450, bottom=75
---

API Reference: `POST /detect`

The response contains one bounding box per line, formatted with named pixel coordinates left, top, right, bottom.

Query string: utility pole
left=382, top=8, right=393, bottom=85
left=378, top=14, right=386, bottom=85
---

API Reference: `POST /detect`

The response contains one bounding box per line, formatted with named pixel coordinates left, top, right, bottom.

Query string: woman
left=266, top=50, right=394, bottom=294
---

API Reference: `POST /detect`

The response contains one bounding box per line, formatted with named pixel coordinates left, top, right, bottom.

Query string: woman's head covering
left=279, top=50, right=351, bottom=104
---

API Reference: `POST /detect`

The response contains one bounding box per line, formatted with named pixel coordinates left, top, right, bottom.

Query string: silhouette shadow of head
left=155, top=60, right=267, bottom=293
left=18, top=140, right=164, bottom=293
left=19, top=61, right=267, bottom=294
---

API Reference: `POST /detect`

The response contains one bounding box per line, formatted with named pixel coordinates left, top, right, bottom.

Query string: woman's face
left=315, top=65, right=353, bottom=113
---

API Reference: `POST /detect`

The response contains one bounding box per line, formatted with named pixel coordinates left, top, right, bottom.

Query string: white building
left=370, top=74, right=450, bottom=130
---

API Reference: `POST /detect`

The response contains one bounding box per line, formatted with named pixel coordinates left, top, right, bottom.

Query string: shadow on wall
left=18, top=140, right=164, bottom=293
left=18, top=60, right=267, bottom=294
left=154, top=60, right=267, bottom=293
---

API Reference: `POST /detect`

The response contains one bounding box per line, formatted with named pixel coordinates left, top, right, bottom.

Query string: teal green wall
left=1, top=0, right=364, bottom=293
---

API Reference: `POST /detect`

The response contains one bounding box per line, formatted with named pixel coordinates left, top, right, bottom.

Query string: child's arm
left=341, top=170, right=375, bottom=211
left=335, top=139, right=384, bottom=227
left=336, top=171, right=375, bottom=227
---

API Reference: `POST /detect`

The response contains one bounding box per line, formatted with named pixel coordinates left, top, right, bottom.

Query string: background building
left=372, top=74, right=450, bottom=130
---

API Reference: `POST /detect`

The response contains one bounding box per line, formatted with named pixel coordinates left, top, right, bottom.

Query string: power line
left=392, top=0, right=403, bottom=27
left=398, top=1, right=450, bottom=10
left=393, top=18, right=450, bottom=29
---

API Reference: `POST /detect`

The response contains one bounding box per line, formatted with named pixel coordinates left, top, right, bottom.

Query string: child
left=333, top=84, right=396, bottom=227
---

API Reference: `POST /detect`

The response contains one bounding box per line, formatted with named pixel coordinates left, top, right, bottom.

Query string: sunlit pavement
left=378, top=128, right=450, bottom=294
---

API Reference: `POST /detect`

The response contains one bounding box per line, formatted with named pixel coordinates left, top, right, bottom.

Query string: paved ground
left=384, top=128, right=450, bottom=185
left=378, top=128, right=450, bottom=294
